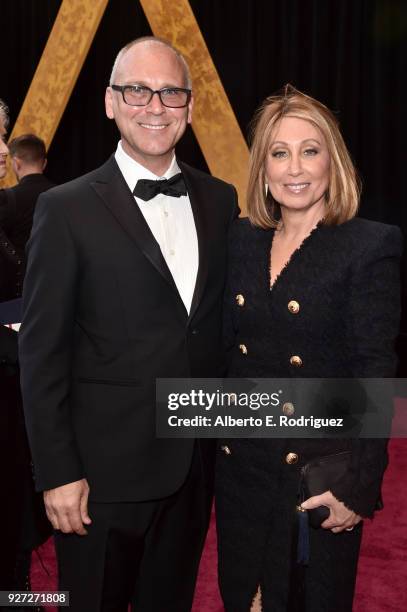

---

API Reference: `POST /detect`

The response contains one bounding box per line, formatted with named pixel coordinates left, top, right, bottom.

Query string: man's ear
left=187, top=93, right=194, bottom=125
left=11, top=156, right=20, bottom=177
left=105, top=87, right=115, bottom=119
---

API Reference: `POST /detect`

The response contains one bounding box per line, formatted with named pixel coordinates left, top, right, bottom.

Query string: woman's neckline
left=269, top=221, right=323, bottom=290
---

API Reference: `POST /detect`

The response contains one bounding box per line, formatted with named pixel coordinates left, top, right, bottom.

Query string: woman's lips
left=284, top=182, right=310, bottom=194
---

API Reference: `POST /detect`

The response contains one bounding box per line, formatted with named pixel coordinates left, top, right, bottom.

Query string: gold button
left=236, top=294, right=245, bottom=307
left=239, top=344, right=248, bottom=355
left=282, top=402, right=295, bottom=416
left=288, top=300, right=300, bottom=314
left=290, top=355, right=302, bottom=367
left=221, top=445, right=232, bottom=455
left=285, top=452, right=299, bottom=465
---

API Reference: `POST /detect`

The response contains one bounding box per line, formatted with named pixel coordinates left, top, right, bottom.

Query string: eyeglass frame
left=110, top=84, right=192, bottom=108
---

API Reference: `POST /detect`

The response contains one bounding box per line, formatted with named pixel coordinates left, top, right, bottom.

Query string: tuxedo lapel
left=90, top=158, right=183, bottom=304
left=179, top=162, right=210, bottom=322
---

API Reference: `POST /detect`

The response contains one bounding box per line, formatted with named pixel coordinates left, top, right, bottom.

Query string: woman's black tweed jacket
left=215, top=217, right=402, bottom=610
left=220, top=216, right=402, bottom=518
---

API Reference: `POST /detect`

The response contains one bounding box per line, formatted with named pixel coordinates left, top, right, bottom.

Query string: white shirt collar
left=114, top=141, right=181, bottom=193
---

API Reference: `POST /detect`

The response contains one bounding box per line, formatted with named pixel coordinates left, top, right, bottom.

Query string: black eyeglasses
left=111, top=85, right=192, bottom=108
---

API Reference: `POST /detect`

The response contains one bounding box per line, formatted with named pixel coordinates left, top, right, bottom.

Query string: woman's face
left=265, top=116, right=330, bottom=214
left=0, top=113, right=9, bottom=179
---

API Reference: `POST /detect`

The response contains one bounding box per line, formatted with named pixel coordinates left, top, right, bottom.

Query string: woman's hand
left=301, top=490, right=362, bottom=533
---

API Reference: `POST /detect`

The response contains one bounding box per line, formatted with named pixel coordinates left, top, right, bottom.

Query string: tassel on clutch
left=299, top=451, right=352, bottom=529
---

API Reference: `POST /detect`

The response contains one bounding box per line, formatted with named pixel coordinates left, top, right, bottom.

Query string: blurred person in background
left=0, top=97, right=11, bottom=301
left=0, top=98, right=8, bottom=178
left=0, top=133, right=54, bottom=301
left=0, top=98, right=50, bottom=611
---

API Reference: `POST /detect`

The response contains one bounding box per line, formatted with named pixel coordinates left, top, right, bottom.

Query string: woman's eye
left=271, top=150, right=287, bottom=158
left=304, top=148, right=318, bottom=156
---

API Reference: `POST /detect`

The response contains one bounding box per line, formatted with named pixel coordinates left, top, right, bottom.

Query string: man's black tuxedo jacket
left=19, top=157, right=238, bottom=501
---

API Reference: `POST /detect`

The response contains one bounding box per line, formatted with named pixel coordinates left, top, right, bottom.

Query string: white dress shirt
left=115, top=141, right=199, bottom=313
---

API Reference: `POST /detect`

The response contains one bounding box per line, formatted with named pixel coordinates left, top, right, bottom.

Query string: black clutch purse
left=300, top=451, right=352, bottom=529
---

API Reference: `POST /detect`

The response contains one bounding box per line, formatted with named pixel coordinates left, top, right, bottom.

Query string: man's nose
left=146, top=91, right=166, bottom=113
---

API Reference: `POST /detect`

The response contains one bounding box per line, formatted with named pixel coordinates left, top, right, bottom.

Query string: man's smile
left=139, top=123, right=168, bottom=130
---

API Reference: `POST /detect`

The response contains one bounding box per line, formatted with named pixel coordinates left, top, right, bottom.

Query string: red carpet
left=31, top=435, right=407, bottom=611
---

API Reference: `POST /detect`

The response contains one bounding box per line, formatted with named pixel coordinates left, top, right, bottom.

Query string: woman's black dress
left=215, top=217, right=402, bottom=612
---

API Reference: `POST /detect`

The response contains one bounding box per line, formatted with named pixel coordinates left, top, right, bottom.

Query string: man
left=20, top=37, right=238, bottom=611
left=0, top=133, right=54, bottom=300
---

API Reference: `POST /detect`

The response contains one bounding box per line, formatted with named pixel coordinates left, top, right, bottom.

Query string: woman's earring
left=265, top=183, right=269, bottom=196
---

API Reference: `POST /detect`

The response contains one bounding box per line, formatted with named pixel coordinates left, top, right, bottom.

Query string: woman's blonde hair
left=247, top=85, right=360, bottom=228
left=0, top=98, right=9, bottom=127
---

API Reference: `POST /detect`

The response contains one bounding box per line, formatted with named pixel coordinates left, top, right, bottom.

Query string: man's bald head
left=109, top=37, right=192, bottom=89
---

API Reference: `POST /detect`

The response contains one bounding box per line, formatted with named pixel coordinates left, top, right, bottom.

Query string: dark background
left=2, top=0, right=407, bottom=367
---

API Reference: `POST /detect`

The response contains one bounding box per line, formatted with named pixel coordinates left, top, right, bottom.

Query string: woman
left=0, top=98, right=9, bottom=178
left=1, top=97, right=11, bottom=301
left=0, top=99, right=50, bottom=609
left=215, top=86, right=402, bottom=612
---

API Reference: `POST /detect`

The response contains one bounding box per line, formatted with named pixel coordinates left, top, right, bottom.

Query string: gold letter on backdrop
left=2, top=0, right=109, bottom=187
left=3, top=0, right=248, bottom=211
left=139, top=0, right=249, bottom=211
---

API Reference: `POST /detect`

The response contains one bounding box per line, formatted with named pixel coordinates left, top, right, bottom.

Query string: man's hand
left=301, top=490, right=362, bottom=533
left=43, top=478, right=92, bottom=535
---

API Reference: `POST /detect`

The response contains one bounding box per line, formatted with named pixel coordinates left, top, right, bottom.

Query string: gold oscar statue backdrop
left=3, top=0, right=249, bottom=213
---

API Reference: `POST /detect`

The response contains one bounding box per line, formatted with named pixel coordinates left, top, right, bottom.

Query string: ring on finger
left=345, top=526, right=354, bottom=532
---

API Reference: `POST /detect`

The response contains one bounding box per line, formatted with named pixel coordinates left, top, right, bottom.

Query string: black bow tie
left=133, top=172, right=187, bottom=201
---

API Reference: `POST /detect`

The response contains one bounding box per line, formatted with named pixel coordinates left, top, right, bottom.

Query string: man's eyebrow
left=121, top=81, right=183, bottom=89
